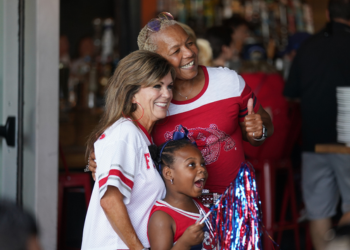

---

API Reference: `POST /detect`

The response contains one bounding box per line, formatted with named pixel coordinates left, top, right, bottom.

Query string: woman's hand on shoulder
left=88, top=151, right=97, bottom=180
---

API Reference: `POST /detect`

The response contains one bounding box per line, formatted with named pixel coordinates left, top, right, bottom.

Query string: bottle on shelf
left=97, top=18, right=116, bottom=104
left=92, top=18, right=103, bottom=61
left=101, top=18, right=114, bottom=65
left=155, top=0, right=314, bottom=56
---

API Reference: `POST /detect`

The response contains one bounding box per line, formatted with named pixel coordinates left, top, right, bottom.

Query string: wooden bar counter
left=315, top=144, right=350, bottom=154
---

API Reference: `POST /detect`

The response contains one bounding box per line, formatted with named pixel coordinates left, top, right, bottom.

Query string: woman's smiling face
left=133, top=72, right=173, bottom=124
left=153, top=24, right=199, bottom=81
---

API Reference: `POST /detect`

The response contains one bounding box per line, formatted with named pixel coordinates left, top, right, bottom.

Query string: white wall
left=0, top=0, right=19, bottom=199
left=1, top=0, right=60, bottom=248
left=23, top=0, right=59, bottom=249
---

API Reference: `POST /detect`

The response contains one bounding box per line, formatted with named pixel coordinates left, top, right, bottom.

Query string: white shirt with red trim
left=152, top=66, right=260, bottom=193
left=82, top=118, right=166, bottom=250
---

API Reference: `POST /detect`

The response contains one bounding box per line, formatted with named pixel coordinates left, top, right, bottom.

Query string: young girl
left=148, top=131, right=216, bottom=250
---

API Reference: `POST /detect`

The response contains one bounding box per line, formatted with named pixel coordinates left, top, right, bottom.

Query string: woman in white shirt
left=82, top=50, right=175, bottom=250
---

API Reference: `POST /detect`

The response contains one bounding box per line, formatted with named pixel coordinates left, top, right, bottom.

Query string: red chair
left=248, top=103, right=302, bottom=250
left=58, top=144, right=92, bottom=250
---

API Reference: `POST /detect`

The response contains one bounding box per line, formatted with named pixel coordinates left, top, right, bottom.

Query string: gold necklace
left=176, top=82, right=193, bottom=100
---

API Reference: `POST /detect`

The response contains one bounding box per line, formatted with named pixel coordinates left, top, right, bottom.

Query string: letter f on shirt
left=144, top=153, right=152, bottom=169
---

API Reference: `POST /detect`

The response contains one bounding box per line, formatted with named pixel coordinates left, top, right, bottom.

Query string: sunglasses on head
left=147, top=12, right=174, bottom=32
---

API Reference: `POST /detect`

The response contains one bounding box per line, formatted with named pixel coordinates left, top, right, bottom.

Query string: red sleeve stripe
left=99, top=169, right=134, bottom=190
left=253, top=95, right=257, bottom=108
left=238, top=111, right=248, bottom=118
left=239, top=96, right=257, bottom=117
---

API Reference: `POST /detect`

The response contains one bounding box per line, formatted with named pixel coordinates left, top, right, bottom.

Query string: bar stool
left=58, top=144, right=92, bottom=250
left=248, top=103, right=302, bottom=250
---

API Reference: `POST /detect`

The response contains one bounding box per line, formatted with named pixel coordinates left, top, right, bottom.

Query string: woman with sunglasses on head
left=81, top=50, right=175, bottom=250
left=139, top=12, right=273, bottom=196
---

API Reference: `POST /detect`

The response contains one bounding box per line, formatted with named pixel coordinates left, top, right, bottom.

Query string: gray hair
left=137, top=19, right=178, bottom=52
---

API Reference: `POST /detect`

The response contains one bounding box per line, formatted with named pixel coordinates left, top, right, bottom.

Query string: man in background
left=223, top=14, right=250, bottom=71
left=0, top=200, right=41, bottom=250
left=205, top=26, right=235, bottom=67
left=282, top=32, right=311, bottom=80
left=284, top=1, right=350, bottom=249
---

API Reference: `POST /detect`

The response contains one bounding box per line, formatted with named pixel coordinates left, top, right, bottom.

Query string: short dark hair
left=0, top=200, right=39, bottom=250
left=328, top=0, right=350, bottom=20
left=205, top=26, right=233, bottom=59
left=222, top=14, right=250, bottom=29
left=149, top=139, right=197, bottom=175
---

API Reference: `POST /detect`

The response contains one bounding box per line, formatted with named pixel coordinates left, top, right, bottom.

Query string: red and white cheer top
left=152, top=66, right=260, bottom=193
left=148, top=199, right=216, bottom=250
left=82, top=118, right=166, bottom=250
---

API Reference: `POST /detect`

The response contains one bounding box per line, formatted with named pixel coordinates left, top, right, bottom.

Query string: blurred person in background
left=0, top=200, right=41, bottom=250
left=240, top=42, right=290, bottom=160
left=284, top=0, right=350, bottom=249
left=205, top=26, right=235, bottom=68
left=223, top=14, right=251, bottom=71
left=282, top=32, right=311, bottom=80
left=196, top=38, right=213, bottom=67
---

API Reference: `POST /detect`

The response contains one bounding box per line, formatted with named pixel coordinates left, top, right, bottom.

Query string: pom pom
left=209, top=162, right=263, bottom=249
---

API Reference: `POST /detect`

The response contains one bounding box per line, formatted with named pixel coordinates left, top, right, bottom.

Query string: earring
left=170, top=178, right=174, bottom=185
left=122, top=101, right=144, bottom=122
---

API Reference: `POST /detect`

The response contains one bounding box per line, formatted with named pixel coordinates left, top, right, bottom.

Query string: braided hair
left=148, top=139, right=198, bottom=176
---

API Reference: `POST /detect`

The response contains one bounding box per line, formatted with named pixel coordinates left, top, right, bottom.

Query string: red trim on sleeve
left=99, top=169, right=134, bottom=189
left=253, top=96, right=260, bottom=113
left=171, top=65, right=209, bottom=105
left=239, top=111, right=248, bottom=117
left=239, top=93, right=261, bottom=122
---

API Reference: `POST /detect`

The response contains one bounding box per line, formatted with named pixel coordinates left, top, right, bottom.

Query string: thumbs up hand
left=247, top=98, right=254, bottom=115
left=244, top=98, right=263, bottom=140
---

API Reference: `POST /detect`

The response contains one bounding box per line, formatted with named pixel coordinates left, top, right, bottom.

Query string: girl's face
left=170, top=144, right=208, bottom=198
left=153, top=24, right=199, bottom=81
